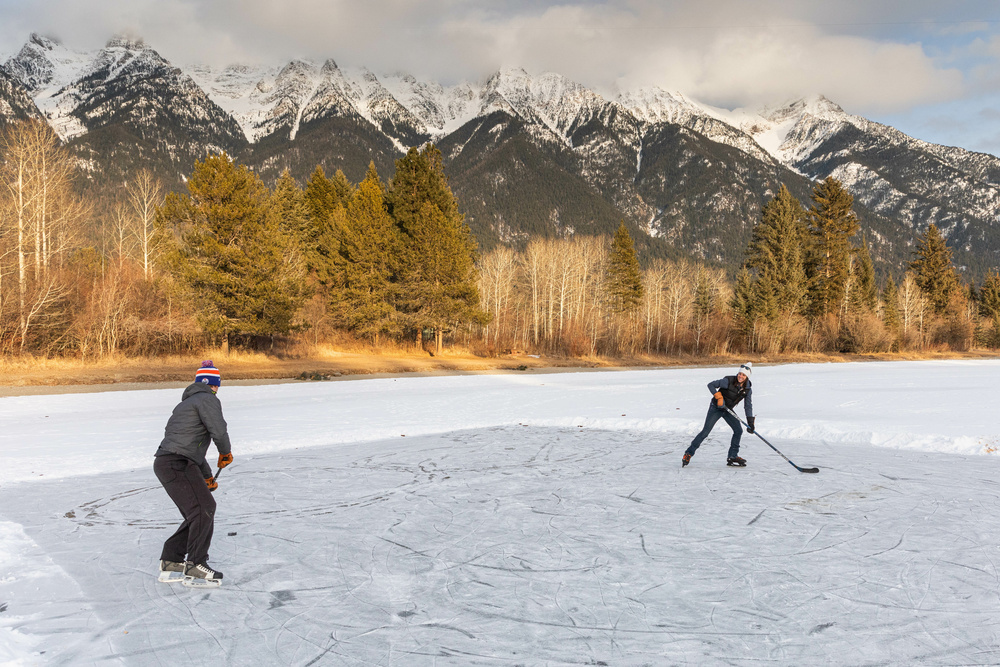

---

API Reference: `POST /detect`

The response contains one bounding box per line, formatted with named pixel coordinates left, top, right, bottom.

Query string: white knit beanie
left=736, top=361, right=752, bottom=377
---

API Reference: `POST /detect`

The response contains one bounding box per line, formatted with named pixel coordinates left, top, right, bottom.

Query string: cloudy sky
left=1, top=0, right=999, bottom=154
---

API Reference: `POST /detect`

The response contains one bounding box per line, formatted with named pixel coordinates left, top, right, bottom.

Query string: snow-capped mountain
left=2, top=33, right=1000, bottom=271
left=3, top=34, right=246, bottom=181
left=0, top=67, right=40, bottom=125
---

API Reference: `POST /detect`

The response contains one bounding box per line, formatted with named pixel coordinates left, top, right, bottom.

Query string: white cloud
left=0, top=0, right=984, bottom=114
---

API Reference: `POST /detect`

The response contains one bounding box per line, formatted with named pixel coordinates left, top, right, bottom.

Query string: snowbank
left=0, top=360, right=992, bottom=486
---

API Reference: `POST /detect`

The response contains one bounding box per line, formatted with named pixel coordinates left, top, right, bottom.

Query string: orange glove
left=714, top=392, right=724, bottom=407
left=205, top=476, right=218, bottom=492
left=218, top=453, right=233, bottom=469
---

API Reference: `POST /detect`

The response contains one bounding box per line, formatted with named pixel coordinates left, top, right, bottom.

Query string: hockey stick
left=726, top=408, right=819, bottom=473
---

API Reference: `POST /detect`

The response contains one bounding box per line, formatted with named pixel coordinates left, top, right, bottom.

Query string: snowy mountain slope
left=0, top=68, right=40, bottom=127
left=3, top=35, right=247, bottom=187
left=186, top=61, right=281, bottom=143
left=1, top=33, right=90, bottom=96
left=3, top=32, right=1000, bottom=270
left=619, top=87, right=779, bottom=166
left=377, top=72, right=480, bottom=137
left=2, top=34, right=93, bottom=138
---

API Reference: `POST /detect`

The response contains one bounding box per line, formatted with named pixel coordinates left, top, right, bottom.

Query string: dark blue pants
left=687, top=405, right=742, bottom=458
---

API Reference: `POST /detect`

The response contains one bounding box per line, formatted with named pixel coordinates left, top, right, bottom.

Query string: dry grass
left=0, top=346, right=997, bottom=391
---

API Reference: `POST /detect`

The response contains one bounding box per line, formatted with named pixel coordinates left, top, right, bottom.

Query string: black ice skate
left=183, top=562, right=224, bottom=588
left=158, top=559, right=187, bottom=583
left=726, top=456, right=747, bottom=467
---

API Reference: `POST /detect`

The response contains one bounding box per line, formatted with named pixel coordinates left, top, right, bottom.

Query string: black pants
left=154, top=453, right=216, bottom=565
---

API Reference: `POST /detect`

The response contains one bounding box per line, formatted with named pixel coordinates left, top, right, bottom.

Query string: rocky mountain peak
left=104, top=33, right=146, bottom=51
left=3, top=33, right=78, bottom=93
left=762, top=94, right=847, bottom=124
left=28, top=33, right=59, bottom=51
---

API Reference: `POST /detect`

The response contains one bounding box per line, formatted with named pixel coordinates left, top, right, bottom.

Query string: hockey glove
left=747, top=417, right=756, bottom=434
left=205, top=476, right=218, bottom=492
left=714, top=392, right=724, bottom=407
left=218, top=453, right=233, bottom=469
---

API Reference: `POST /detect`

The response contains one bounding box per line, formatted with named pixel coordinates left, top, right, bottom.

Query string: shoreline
left=0, top=364, right=668, bottom=397
left=1, top=349, right=995, bottom=398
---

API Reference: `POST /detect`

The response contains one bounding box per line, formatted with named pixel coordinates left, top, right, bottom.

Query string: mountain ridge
left=2, top=33, right=999, bottom=273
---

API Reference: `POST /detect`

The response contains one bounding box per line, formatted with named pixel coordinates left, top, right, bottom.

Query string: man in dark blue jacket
left=683, top=362, right=755, bottom=467
left=153, top=361, right=233, bottom=587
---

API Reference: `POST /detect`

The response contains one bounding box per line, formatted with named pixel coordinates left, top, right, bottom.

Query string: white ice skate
left=157, top=560, right=187, bottom=583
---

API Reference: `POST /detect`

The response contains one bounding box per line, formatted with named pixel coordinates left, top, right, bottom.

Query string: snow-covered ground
left=1, top=360, right=997, bottom=664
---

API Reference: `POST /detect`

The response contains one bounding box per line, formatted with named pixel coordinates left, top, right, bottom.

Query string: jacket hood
left=182, top=382, right=217, bottom=401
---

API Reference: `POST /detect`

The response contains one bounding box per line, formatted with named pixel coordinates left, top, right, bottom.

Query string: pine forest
left=0, top=118, right=996, bottom=362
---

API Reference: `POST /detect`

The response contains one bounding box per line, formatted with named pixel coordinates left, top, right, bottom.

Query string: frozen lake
left=1, top=361, right=998, bottom=664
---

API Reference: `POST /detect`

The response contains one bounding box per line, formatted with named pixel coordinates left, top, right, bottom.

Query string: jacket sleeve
left=707, top=378, right=727, bottom=394
left=199, top=459, right=212, bottom=478
left=744, top=386, right=754, bottom=419
left=195, top=395, right=232, bottom=456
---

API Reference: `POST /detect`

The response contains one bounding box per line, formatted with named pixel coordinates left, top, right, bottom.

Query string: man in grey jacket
left=153, top=360, right=233, bottom=587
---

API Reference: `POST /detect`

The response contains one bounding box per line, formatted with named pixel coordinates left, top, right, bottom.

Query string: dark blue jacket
left=707, top=376, right=753, bottom=418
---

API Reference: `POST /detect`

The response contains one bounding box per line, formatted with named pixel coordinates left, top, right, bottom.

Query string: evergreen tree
left=303, top=166, right=346, bottom=223
left=272, top=169, right=309, bottom=243
left=909, top=223, right=960, bottom=314
left=805, top=177, right=860, bottom=317
left=979, top=270, right=1000, bottom=320
left=330, top=168, right=354, bottom=204
left=882, top=275, right=901, bottom=338
left=692, top=266, right=716, bottom=352
left=337, top=163, right=400, bottom=343
left=693, top=267, right=715, bottom=318
left=389, top=145, right=485, bottom=347
left=979, top=270, right=1000, bottom=347
left=752, top=271, right=779, bottom=323
left=158, top=153, right=305, bottom=349
left=606, top=221, right=643, bottom=314
left=746, top=185, right=807, bottom=314
left=730, top=267, right=756, bottom=341
left=849, top=233, right=878, bottom=313
left=302, top=166, right=350, bottom=286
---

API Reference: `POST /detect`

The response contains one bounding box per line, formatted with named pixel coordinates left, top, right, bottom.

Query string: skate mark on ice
left=865, top=533, right=905, bottom=558
left=417, top=622, right=476, bottom=639
left=615, top=488, right=643, bottom=504
left=268, top=590, right=296, bottom=609
left=747, top=509, right=766, bottom=525
left=378, top=536, right=431, bottom=558
left=809, top=622, right=835, bottom=634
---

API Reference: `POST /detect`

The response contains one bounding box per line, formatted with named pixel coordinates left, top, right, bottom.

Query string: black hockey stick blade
left=727, top=408, right=819, bottom=474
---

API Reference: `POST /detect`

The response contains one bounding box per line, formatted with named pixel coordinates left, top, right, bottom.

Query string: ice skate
left=182, top=562, right=223, bottom=588
left=682, top=453, right=691, bottom=467
left=157, top=559, right=187, bottom=583
left=726, top=456, right=747, bottom=467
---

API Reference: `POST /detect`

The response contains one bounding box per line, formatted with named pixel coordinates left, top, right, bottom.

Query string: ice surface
left=0, top=361, right=998, bottom=664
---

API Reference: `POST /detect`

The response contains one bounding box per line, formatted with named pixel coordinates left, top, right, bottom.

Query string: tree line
left=1, top=118, right=997, bottom=359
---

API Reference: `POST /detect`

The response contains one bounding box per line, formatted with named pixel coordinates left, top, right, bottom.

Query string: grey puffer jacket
left=155, top=382, right=232, bottom=478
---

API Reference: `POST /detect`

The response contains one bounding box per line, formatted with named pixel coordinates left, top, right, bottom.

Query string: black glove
left=747, top=417, right=756, bottom=434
